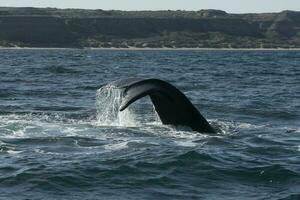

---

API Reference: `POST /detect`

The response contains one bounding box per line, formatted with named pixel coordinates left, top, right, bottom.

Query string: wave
left=46, top=65, right=80, bottom=74
left=0, top=111, right=288, bottom=140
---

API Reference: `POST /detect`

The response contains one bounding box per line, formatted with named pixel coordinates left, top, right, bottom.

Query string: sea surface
left=0, top=49, right=299, bottom=200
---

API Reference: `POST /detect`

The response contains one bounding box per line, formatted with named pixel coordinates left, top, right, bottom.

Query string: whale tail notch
left=105, top=78, right=216, bottom=133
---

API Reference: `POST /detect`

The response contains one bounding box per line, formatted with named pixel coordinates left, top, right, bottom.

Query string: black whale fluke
left=106, top=78, right=216, bottom=133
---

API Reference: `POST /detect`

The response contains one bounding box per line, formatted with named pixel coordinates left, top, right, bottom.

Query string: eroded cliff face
left=0, top=16, right=75, bottom=47
left=0, top=7, right=299, bottom=48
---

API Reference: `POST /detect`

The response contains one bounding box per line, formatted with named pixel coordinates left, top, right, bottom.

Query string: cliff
left=0, top=7, right=300, bottom=48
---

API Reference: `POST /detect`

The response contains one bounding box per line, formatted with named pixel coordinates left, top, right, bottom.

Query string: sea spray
left=95, top=85, right=138, bottom=126
left=95, top=85, right=160, bottom=127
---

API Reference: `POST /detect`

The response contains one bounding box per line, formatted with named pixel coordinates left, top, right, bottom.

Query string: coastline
left=1, top=47, right=300, bottom=51
left=1, top=8, right=300, bottom=53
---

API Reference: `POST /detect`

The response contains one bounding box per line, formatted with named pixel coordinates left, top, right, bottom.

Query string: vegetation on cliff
left=0, top=7, right=299, bottom=48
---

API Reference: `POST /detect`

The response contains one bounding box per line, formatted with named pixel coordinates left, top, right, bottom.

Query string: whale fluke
left=105, top=78, right=216, bottom=133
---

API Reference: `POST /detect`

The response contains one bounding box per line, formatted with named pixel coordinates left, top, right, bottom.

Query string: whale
left=104, top=78, right=216, bottom=133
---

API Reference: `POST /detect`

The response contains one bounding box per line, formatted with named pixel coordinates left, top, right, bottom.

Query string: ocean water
left=0, top=49, right=299, bottom=200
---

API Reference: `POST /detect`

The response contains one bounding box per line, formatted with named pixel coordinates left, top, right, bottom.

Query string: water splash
left=95, top=85, right=138, bottom=126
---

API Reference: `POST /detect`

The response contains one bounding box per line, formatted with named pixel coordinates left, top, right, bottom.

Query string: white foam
left=174, top=140, right=198, bottom=147
left=209, top=119, right=267, bottom=135
left=295, top=128, right=300, bottom=133
left=34, top=149, right=45, bottom=154
left=236, top=122, right=266, bottom=129
left=34, top=149, right=61, bottom=155
left=7, top=150, right=23, bottom=154
left=103, top=141, right=129, bottom=151
left=61, top=127, right=79, bottom=137
left=0, top=112, right=104, bottom=138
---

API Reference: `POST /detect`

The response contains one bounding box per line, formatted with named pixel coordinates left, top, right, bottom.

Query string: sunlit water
left=0, top=49, right=299, bottom=199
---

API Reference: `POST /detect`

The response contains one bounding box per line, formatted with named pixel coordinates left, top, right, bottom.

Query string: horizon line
left=1, top=6, right=299, bottom=14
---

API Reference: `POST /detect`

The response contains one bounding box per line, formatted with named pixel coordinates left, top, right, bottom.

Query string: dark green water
left=0, top=49, right=299, bottom=199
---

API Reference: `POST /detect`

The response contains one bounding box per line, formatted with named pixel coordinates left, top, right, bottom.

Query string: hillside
left=0, top=7, right=300, bottom=48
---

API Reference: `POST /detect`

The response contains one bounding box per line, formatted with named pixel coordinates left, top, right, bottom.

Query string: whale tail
left=104, top=78, right=215, bottom=133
